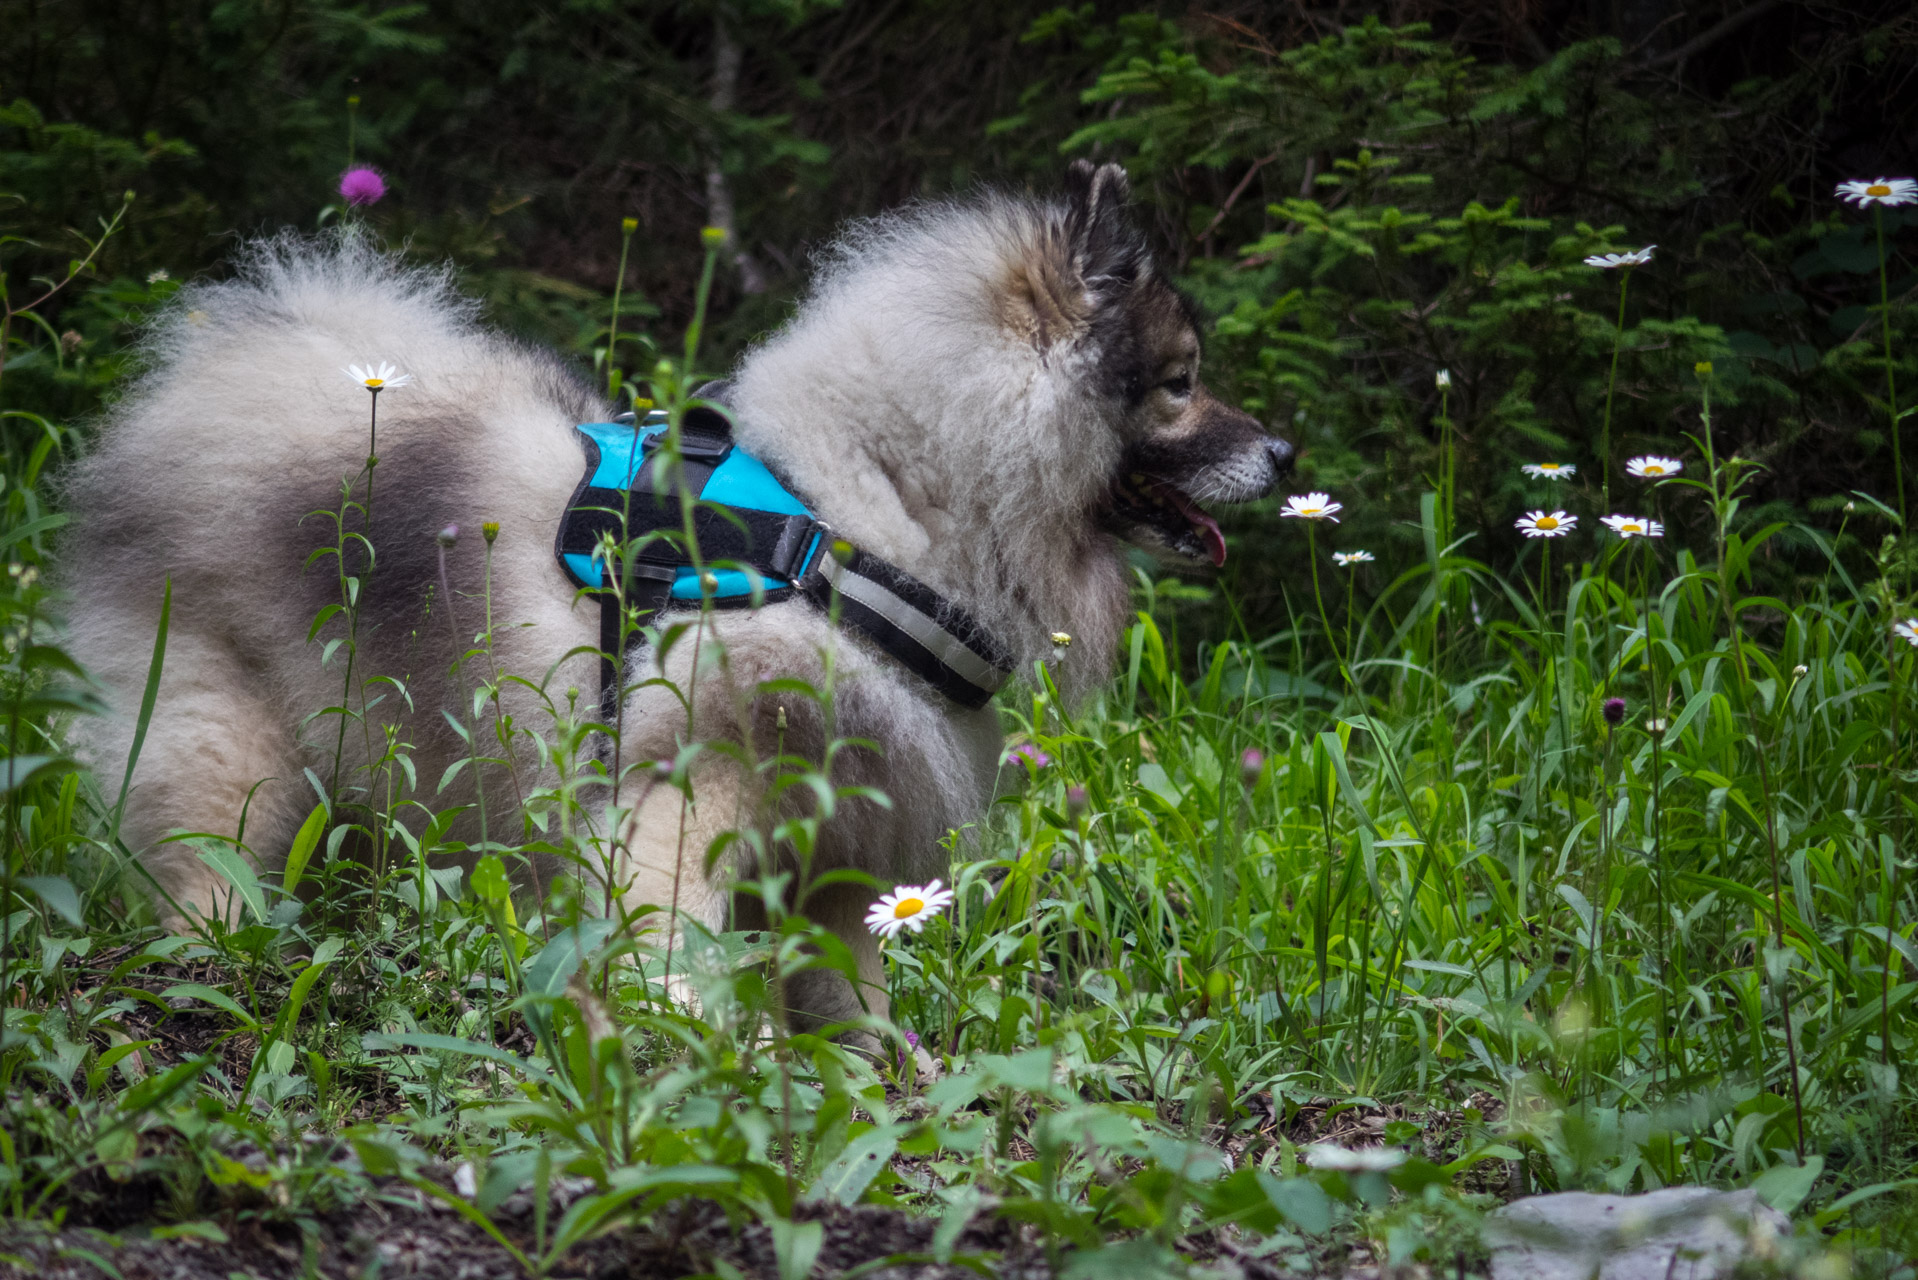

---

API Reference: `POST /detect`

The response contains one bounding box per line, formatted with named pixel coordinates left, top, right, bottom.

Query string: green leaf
left=0, top=512, right=67, bottom=556
left=521, top=917, right=618, bottom=997
left=360, top=1032, right=556, bottom=1088
left=0, top=755, right=67, bottom=795
left=192, top=843, right=268, bottom=924
left=110, top=577, right=170, bottom=847
left=809, top=1125, right=898, bottom=1205
left=1752, top=1156, right=1822, bottom=1215
left=280, top=803, right=328, bottom=895
left=159, top=983, right=256, bottom=1026
left=1262, top=1172, right=1332, bottom=1234
left=769, top=1218, right=823, bottom=1280
left=469, top=854, right=510, bottom=905
left=19, top=875, right=82, bottom=926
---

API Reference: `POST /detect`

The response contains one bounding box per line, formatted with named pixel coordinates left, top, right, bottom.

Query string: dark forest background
left=5, top=0, right=1916, bottom=644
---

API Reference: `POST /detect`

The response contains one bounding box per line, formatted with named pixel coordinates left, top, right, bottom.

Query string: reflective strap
left=814, top=552, right=1011, bottom=700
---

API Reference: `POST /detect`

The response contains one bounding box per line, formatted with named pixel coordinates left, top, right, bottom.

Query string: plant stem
left=1875, top=205, right=1904, bottom=528
left=1700, top=373, right=1806, bottom=1157
left=608, top=220, right=637, bottom=400
left=1598, top=269, right=1634, bottom=517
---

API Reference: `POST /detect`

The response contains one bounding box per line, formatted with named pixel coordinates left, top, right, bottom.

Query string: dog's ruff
left=59, top=162, right=1289, bottom=1033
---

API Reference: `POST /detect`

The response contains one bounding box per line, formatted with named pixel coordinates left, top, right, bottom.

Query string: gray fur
left=59, top=166, right=1286, bottom=1027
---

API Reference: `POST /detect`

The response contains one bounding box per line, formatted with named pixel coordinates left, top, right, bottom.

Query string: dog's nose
left=1264, top=436, right=1296, bottom=478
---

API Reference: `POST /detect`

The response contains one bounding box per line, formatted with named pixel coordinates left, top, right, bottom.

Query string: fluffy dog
left=60, top=161, right=1291, bottom=1029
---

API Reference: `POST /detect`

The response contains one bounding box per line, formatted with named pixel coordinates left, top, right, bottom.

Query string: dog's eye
left=1160, top=374, right=1192, bottom=397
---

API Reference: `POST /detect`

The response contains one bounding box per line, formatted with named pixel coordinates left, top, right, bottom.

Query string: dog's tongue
left=1195, top=511, right=1226, bottom=566
left=1150, top=480, right=1228, bottom=567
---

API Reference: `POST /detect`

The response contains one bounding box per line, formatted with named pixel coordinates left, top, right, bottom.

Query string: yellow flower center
left=1541, top=464, right=1561, bottom=472
left=892, top=897, right=924, bottom=919
left=364, top=378, right=385, bottom=388
left=1535, top=516, right=1559, bottom=530
left=1868, top=184, right=1892, bottom=197
left=1622, top=522, right=1643, bottom=533
left=1643, top=464, right=1664, bottom=474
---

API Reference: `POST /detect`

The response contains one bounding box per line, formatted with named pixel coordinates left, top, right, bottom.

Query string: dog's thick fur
left=60, top=162, right=1289, bottom=1030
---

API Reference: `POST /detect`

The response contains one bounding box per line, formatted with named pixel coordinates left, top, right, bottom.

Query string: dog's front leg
left=610, top=759, right=748, bottom=1004
left=609, top=759, right=891, bottom=1051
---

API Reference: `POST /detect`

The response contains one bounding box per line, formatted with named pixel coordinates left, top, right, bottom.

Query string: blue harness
left=554, top=403, right=1015, bottom=712
left=558, top=413, right=822, bottom=602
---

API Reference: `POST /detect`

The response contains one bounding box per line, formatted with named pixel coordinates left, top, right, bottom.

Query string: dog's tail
left=56, top=229, right=601, bottom=768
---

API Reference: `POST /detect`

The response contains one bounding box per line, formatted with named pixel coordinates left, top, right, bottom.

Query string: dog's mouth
left=1107, top=471, right=1228, bottom=567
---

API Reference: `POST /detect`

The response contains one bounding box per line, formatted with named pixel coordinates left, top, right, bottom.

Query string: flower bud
left=632, top=397, right=655, bottom=412
left=700, top=226, right=728, bottom=248
left=436, top=524, right=459, bottom=547
left=1240, top=748, right=1265, bottom=788
left=776, top=705, right=788, bottom=732
left=481, top=521, right=500, bottom=544
left=347, top=95, right=361, bottom=107
left=1066, top=784, right=1088, bottom=818
left=1694, top=361, right=1713, bottom=376
left=621, top=216, right=638, bottom=235
left=1792, top=664, right=1808, bottom=679
left=1435, top=369, right=1451, bottom=389
left=1602, top=697, right=1626, bottom=726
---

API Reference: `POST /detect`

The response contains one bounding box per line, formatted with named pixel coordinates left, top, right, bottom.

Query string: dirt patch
left=0, top=1187, right=1054, bottom=1280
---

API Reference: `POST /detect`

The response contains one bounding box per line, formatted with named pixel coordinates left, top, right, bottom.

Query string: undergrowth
left=2, top=107, right=1915, bottom=1280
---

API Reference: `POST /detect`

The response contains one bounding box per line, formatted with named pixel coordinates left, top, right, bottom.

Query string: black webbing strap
left=593, top=402, right=736, bottom=722
left=797, top=545, right=1015, bottom=710
left=560, top=492, right=818, bottom=575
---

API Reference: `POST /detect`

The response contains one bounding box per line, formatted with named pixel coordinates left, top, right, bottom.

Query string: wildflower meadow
left=3, top=6, right=1917, bottom=1278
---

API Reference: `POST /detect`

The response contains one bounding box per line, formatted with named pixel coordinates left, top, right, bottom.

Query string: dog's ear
left=1063, top=160, right=1148, bottom=291
left=1004, top=161, right=1151, bottom=349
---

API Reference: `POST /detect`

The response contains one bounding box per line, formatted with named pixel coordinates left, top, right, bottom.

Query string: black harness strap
left=796, top=545, right=1015, bottom=710
left=593, top=402, right=737, bottom=722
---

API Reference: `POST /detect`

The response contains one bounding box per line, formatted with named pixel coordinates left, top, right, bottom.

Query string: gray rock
left=1485, top=1187, right=1789, bottom=1280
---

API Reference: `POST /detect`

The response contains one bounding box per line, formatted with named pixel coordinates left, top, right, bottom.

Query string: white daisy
left=1333, top=550, right=1374, bottom=567
left=1583, top=246, right=1654, bottom=269
left=1836, top=178, right=1918, bottom=209
left=1895, top=619, right=1918, bottom=648
left=1280, top=492, right=1343, bottom=523
left=865, top=880, right=955, bottom=939
left=1625, top=455, right=1682, bottom=479
left=1515, top=510, right=1576, bottom=538
left=1435, top=369, right=1451, bottom=389
left=1303, top=1144, right=1407, bottom=1172
left=1521, top=462, right=1575, bottom=480
left=1601, top=514, right=1664, bottom=539
left=344, top=361, right=413, bottom=391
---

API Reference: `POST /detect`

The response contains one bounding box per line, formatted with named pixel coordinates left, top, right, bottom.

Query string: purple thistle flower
left=339, top=166, right=387, bottom=207
left=1008, top=743, right=1051, bottom=770
left=895, top=1028, right=922, bottom=1071
left=1240, top=748, right=1265, bottom=787
left=1602, top=697, right=1626, bottom=726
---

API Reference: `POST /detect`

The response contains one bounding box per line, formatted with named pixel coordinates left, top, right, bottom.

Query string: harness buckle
left=770, top=518, right=826, bottom=581
left=639, top=430, right=733, bottom=464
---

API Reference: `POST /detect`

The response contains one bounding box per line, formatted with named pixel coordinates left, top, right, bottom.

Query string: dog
left=59, top=161, right=1292, bottom=1032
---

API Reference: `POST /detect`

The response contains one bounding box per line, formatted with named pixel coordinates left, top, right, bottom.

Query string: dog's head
left=1007, top=160, right=1293, bottom=566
